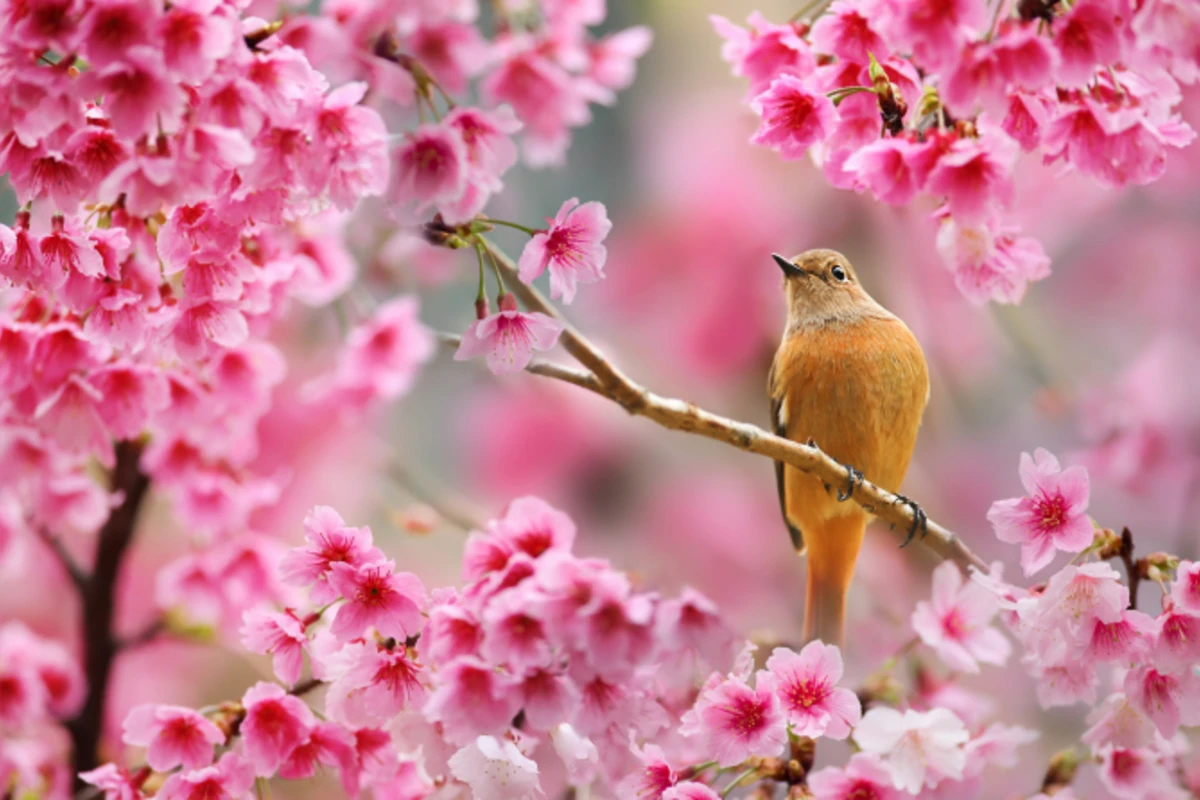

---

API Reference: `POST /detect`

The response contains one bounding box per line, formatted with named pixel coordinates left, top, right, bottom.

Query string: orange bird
left=768, top=250, right=930, bottom=648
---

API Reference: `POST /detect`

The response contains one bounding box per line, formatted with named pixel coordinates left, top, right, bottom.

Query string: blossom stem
left=482, top=217, right=539, bottom=236
left=474, top=243, right=487, bottom=304
left=720, top=766, right=759, bottom=798
left=985, top=0, right=1009, bottom=40
left=827, top=86, right=878, bottom=106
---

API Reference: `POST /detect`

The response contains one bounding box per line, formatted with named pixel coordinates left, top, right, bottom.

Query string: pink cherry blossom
left=1083, top=693, right=1157, bottom=750
left=1152, top=609, right=1200, bottom=673
left=987, top=448, right=1093, bottom=575
left=680, top=673, right=787, bottom=767
left=327, top=560, right=426, bottom=642
left=661, top=783, right=720, bottom=800
left=279, top=506, right=380, bottom=604
left=240, top=609, right=310, bottom=686
left=935, top=213, right=1052, bottom=305
left=1171, top=561, right=1200, bottom=612
left=616, top=743, right=677, bottom=799
left=852, top=706, right=969, bottom=793
left=549, top=724, right=599, bottom=786
left=454, top=294, right=564, bottom=375
left=122, top=704, right=225, bottom=771
left=481, top=587, right=552, bottom=673
left=447, top=736, right=540, bottom=800
left=1125, top=665, right=1200, bottom=738
left=157, top=752, right=255, bottom=800
left=763, top=643, right=860, bottom=739
left=78, top=764, right=145, bottom=800
left=912, top=561, right=1010, bottom=673
left=277, top=721, right=358, bottom=791
left=423, top=656, right=522, bottom=743
left=325, top=641, right=426, bottom=727
left=334, top=296, right=435, bottom=402
left=392, top=124, right=469, bottom=207
left=1084, top=609, right=1156, bottom=662
left=749, top=74, right=837, bottom=160
left=1098, top=746, right=1176, bottom=799
left=810, top=2, right=889, bottom=64
left=710, top=12, right=815, bottom=94
left=808, top=753, right=907, bottom=800
left=925, top=132, right=1017, bottom=225
left=843, top=134, right=941, bottom=206
left=239, top=681, right=316, bottom=776
left=1053, top=0, right=1123, bottom=86
left=517, top=198, right=612, bottom=304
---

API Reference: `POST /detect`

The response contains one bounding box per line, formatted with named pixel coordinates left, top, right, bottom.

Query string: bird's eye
left=831, top=265, right=849, bottom=282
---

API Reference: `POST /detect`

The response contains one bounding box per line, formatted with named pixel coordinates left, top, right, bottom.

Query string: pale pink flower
left=277, top=721, right=358, bottom=791
left=481, top=587, right=552, bottom=673
left=78, top=764, right=143, bottom=800
left=808, top=753, right=907, bottom=800
left=1053, top=0, right=1122, bottom=86
left=328, top=561, right=426, bottom=643
left=336, top=296, right=435, bottom=401
left=169, top=300, right=249, bottom=360
left=447, top=736, right=540, bottom=800
left=549, top=724, right=599, bottom=786
left=880, top=0, right=985, bottom=69
left=446, top=106, right=522, bottom=178
left=406, top=21, right=487, bottom=94
left=89, top=364, right=170, bottom=440
left=1002, top=91, right=1052, bottom=151
left=325, top=641, right=426, bottom=727
left=423, top=656, right=522, bottom=743
left=39, top=214, right=103, bottom=282
left=680, top=674, right=787, bottom=767
left=925, top=134, right=1017, bottom=225
left=662, top=783, right=720, bottom=800
left=1032, top=661, right=1099, bottom=709
left=843, top=135, right=941, bottom=206
left=392, top=124, right=468, bottom=206
left=810, top=2, right=889, bottom=63
left=239, top=681, right=315, bottom=776
left=586, top=26, right=654, bottom=94
left=34, top=375, right=112, bottom=466
left=279, top=506, right=380, bottom=604
left=912, top=561, right=1010, bottom=673
left=962, top=723, right=1038, bottom=778
left=493, top=496, right=577, bottom=559
left=76, top=48, right=185, bottom=141
left=1084, top=610, right=1156, bottom=662
left=240, top=609, right=309, bottom=686
left=157, top=752, right=254, bottom=800
left=853, top=707, right=969, bottom=793
left=123, top=704, right=225, bottom=771
left=1171, top=561, right=1200, bottom=612
left=749, top=74, right=837, bottom=160
left=517, top=668, right=579, bottom=732
left=425, top=602, right=483, bottom=663
left=1125, top=665, right=1200, bottom=738
left=1098, top=746, right=1175, bottom=799
left=615, top=743, right=677, bottom=799
left=1083, top=692, right=1157, bottom=750
left=656, top=588, right=741, bottom=673
left=454, top=294, right=564, bottom=375
left=987, top=448, right=1092, bottom=575
left=935, top=213, right=1051, bottom=305
left=158, top=0, right=234, bottom=82
left=1152, top=610, right=1200, bottom=673
left=517, top=198, right=612, bottom=304
left=710, top=12, right=815, bottom=93
left=764, top=643, right=860, bottom=738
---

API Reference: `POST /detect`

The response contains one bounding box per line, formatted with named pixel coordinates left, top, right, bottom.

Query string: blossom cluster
left=713, top=1, right=1199, bottom=304
left=67, top=499, right=1052, bottom=800
left=971, top=448, right=1200, bottom=798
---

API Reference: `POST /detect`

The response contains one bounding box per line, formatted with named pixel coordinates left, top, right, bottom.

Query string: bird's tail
left=802, top=514, right=868, bottom=649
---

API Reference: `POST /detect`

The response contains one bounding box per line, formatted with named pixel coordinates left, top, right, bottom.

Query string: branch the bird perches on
left=441, top=235, right=989, bottom=574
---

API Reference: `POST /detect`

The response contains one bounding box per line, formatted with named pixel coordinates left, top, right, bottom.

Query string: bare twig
left=469, top=237, right=988, bottom=574
left=389, top=459, right=489, bottom=532
left=436, top=332, right=606, bottom=395
left=116, top=617, right=167, bottom=652
left=36, top=525, right=88, bottom=591
left=1117, top=527, right=1141, bottom=610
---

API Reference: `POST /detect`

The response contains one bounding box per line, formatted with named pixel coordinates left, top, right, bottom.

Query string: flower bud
left=498, top=292, right=519, bottom=312
left=475, top=297, right=490, bottom=320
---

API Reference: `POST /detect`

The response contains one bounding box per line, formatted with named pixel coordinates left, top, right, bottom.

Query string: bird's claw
left=837, top=463, right=864, bottom=502
left=894, top=494, right=928, bottom=547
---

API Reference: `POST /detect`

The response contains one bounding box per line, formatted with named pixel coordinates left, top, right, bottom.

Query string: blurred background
left=3, top=0, right=1199, bottom=796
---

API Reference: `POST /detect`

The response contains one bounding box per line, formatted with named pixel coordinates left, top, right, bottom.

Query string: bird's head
left=772, top=249, right=881, bottom=326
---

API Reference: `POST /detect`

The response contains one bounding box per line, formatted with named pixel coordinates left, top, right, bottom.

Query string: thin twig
left=436, top=332, right=606, bottom=395
left=472, top=238, right=988, bottom=574
left=389, top=459, right=489, bottom=532
left=1117, top=527, right=1141, bottom=610
left=116, top=617, right=167, bottom=651
left=36, top=525, right=89, bottom=591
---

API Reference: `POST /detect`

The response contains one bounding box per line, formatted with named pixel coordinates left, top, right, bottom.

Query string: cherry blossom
left=987, top=449, right=1092, bottom=575
left=912, top=561, right=1010, bottom=673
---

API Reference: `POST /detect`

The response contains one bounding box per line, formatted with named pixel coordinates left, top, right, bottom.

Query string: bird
left=767, top=249, right=930, bottom=648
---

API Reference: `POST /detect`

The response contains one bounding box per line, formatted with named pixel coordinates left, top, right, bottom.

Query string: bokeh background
left=3, top=1, right=1199, bottom=796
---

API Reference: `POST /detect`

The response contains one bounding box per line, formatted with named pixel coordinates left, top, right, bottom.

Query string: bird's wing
left=768, top=359, right=805, bottom=554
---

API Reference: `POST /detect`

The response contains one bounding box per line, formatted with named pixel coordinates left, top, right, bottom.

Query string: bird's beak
left=772, top=253, right=805, bottom=279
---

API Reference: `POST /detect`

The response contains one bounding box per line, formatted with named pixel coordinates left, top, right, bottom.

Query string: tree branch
left=389, top=458, right=490, bottom=532
left=468, top=237, right=988, bottom=574
left=67, top=440, right=152, bottom=786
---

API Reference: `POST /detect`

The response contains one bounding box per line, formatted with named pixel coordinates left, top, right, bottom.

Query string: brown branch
left=436, top=332, right=606, bottom=395
left=1117, top=527, right=1141, bottom=610
left=67, top=440, right=152, bottom=787
left=473, top=237, right=988, bottom=574
left=116, top=617, right=167, bottom=652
